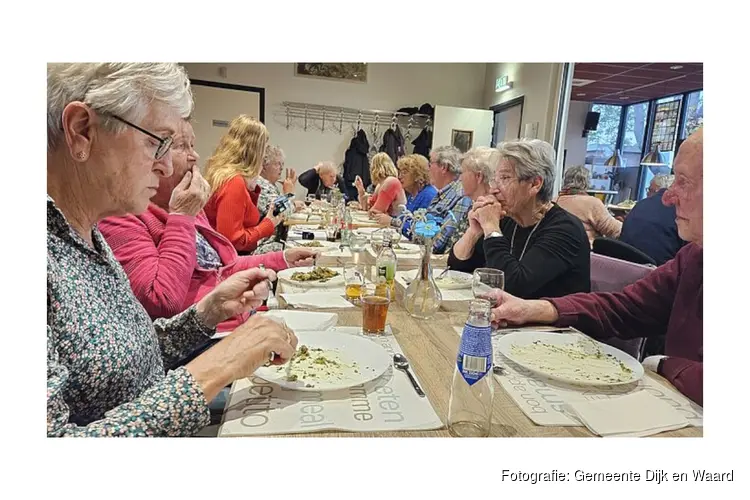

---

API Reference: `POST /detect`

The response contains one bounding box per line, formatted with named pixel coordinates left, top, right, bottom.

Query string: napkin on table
left=564, top=390, right=690, bottom=437
left=280, top=292, right=354, bottom=309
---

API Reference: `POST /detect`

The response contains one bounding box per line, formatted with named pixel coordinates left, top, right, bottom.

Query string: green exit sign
left=495, top=75, right=512, bottom=92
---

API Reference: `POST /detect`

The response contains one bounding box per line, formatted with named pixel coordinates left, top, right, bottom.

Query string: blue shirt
left=619, top=189, right=687, bottom=266
left=393, top=184, right=438, bottom=236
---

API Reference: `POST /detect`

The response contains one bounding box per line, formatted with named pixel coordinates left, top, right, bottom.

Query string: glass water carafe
left=404, top=236, right=442, bottom=319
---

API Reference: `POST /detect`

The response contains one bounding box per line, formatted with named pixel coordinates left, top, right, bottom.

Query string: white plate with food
left=277, top=266, right=345, bottom=287
left=495, top=332, right=643, bottom=386
left=286, top=240, right=341, bottom=253
left=402, top=269, right=473, bottom=289
left=254, top=331, right=392, bottom=391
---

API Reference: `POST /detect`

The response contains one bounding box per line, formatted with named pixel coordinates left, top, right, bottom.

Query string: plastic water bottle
left=447, top=299, right=494, bottom=437
left=341, top=207, right=353, bottom=246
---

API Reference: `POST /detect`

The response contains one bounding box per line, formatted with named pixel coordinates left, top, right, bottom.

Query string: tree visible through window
left=683, top=90, right=703, bottom=138
left=586, top=104, right=622, bottom=164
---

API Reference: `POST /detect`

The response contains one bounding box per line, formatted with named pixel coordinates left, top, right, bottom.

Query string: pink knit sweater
left=99, top=204, right=287, bottom=332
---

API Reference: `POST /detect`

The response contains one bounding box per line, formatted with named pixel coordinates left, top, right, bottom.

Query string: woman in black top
left=448, top=139, right=590, bottom=299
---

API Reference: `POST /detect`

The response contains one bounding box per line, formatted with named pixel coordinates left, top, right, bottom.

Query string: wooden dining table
left=214, top=300, right=702, bottom=438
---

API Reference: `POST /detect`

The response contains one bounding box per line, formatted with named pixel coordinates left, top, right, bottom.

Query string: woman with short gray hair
left=555, top=165, right=622, bottom=246
left=47, top=63, right=297, bottom=437
left=448, top=139, right=591, bottom=299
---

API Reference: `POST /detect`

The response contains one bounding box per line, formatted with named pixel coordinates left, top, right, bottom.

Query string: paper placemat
left=280, top=291, right=355, bottom=309
left=452, top=327, right=703, bottom=428
left=218, top=326, right=444, bottom=436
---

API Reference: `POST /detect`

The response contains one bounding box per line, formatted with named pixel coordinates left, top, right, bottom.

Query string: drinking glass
left=344, top=262, right=366, bottom=304
left=361, top=284, right=391, bottom=335
left=472, top=268, right=505, bottom=308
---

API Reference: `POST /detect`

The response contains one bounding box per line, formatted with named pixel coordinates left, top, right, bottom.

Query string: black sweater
left=447, top=203, right=591, bottom=299
left=298, top=168, right=347, bottom=200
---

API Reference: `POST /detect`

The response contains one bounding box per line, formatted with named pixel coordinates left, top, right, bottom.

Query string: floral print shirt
left=254, top=176, right=284, bottom=255
left=47, top=197, right=215, bottom=437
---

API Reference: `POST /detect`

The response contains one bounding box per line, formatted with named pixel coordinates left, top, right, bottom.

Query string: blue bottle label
left=457, top=323, right=493, bottom=386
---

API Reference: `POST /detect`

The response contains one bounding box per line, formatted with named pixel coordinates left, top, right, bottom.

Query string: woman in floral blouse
left=47, top=63, right=297, bottom=437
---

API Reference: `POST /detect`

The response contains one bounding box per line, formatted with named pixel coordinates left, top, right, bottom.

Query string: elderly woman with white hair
left=555, top=165, right=622, bottom=246
left=47, top=63, right=297, bottom=437
left=448, top=139, right=590, bottom=298
left=298, top=160, right=346, bottom=200
left=433, top=146, right=500, bottom=253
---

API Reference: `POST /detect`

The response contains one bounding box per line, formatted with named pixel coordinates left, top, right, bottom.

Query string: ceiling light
left=670, top=65, right=684, bottom=70
left=619, top=96, right=629, bottom=100
left=604, top=150, right=625, bottom=168
left=641, top=145, right=667, bottom=166
left=577, top=93, right=586, bottom=96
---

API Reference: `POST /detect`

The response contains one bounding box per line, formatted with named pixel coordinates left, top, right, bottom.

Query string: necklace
left=510, top=203, right=553, bottom=261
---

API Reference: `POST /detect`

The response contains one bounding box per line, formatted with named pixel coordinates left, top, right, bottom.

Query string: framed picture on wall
left=294, top=63, right=367, bottom=83
left=451, top=129, right=473, bottom=153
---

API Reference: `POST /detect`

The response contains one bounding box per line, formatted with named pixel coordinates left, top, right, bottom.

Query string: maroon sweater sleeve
left=547, top=249, right=703, bottom=406
left=98, top=213, right=197, bottom=319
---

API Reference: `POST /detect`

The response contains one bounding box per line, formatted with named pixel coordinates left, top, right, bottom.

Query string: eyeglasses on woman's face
left=109, top=115, right=173, bottom=160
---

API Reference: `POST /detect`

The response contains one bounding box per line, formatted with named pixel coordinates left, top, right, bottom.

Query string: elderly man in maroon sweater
left=490, top=128, right=703, bottom=406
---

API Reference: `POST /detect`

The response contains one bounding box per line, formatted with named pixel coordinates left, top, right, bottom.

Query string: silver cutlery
left=393, top=353, right=425, bottom=397
left=436, top=266, right=451, bottom=280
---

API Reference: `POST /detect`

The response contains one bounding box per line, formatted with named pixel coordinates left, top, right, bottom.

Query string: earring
left=76, top=151, right=87, bottom=161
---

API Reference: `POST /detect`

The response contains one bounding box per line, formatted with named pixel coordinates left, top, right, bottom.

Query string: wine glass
left=472, top=268, right=505, bottom=308
left=304, top=194, right=315, bottom=207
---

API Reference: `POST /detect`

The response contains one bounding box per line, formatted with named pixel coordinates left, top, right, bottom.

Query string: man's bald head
left=663, top=127, right=703, bottom=245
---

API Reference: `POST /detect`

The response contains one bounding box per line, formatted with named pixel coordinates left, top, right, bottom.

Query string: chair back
left=593, top=237, right=657, bottom=266
left=590, top=253, right=655, bottom=360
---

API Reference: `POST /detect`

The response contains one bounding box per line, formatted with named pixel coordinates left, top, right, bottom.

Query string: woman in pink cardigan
left=99, top=120, right=318, bottom=333
left=488, top=128, right=703, bottom=406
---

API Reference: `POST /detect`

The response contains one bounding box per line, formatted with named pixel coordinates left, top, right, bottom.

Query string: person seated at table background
left=354, top=152, right=406, bottom=216
left=47, top=62, right=297, bottom=437
left=299, top=160, right=347, bottom=200
left=403, top=145, right=464, bottom=253
left=254, top=144, right=299, bottom=255
left=99, top=121, right=318, bottom=333
left=488, top=128, right=704, bottom=406
left=434, top=146, right=500, bottom=253
left=619, top=174, right=686, bottom=266
left=555, top=165, right=622, bottom=247
left=373, top=154, right=437, bottom=235
left=448, top=139, right=590, bottom=298
left=203, top=115, right=283, bottom=254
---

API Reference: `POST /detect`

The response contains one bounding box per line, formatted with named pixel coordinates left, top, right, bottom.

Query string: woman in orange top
left=355, top=152, right=406, bottom=216
left=203, top=115, right=283, bottom=254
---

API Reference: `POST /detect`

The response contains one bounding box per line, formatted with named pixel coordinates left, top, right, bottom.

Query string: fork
left=437, top=266, right=451, bottom=280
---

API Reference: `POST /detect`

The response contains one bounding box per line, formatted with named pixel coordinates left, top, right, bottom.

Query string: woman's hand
left=282, top=168, right=297, bottom=195
left=354, top=175, right=365, bottom=193
left=195, top=268, right=276, bottom=329
left=472, top=198, right=506, bottom=235
left=186, top=315, right=298, bottom=400
left=374, top=212, right=392, bottom=226
left=169, top=166, right=211, bottom=216
left=283, top=248, right=319, bottom=267
left=264, top=205, right=284, bottom=227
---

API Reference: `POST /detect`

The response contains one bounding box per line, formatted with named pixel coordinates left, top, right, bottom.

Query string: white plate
left=495, top=332, right=644, bottom=386
left=277, top=266, right=345, bottom=287
left=402, top=269, right=473, bottom=289
left=287, top=240, right=341, bottom=253
left=354, top=227, right=383, bottom=235
left=391, top=242, right=422, bottom=254
left=254, top=331, right=392, bottom=391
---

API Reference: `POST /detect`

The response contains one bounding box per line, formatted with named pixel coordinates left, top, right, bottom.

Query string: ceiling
left=571, top=63, right=703, bottom=105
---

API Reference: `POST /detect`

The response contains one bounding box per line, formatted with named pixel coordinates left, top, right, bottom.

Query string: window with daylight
left=585, top=104, right=623, bottom=165
left=682, top=90, right=703, bottom=138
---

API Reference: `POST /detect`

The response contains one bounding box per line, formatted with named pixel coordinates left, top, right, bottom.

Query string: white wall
left=564, top=100, right=591, bottom=167
left=433, top=105, right=494, bottom=152
left=484, top=63, right=562, bottom=143
left=182, top=63, right=487, bottom=197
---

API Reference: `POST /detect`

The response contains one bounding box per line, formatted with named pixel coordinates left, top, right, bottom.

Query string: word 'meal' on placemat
left=218, top=327, right=444, bottom=436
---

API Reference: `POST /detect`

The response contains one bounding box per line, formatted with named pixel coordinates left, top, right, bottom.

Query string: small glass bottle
left=404, top=236, right=442, bottom=319
left=375, top=230, right=397, bottom=297
left=447, top=299, right=494, bottom=437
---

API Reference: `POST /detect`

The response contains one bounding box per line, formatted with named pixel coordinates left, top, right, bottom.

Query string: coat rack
left=280, top=101, right=432, bottom=137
